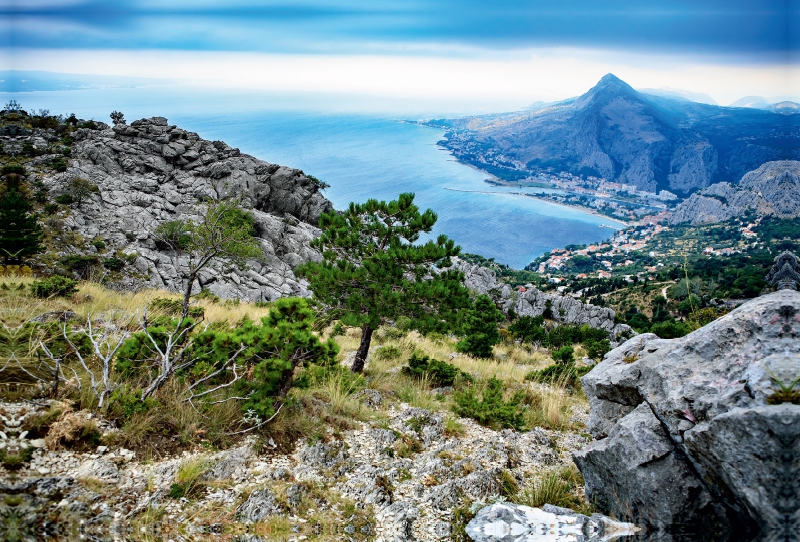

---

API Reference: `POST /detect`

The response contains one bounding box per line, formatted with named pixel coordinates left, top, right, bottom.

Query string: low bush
left=102, top=257, right=125, bottom=271
left=30, top=276, right=78, bottom=298
left=456, top=294, right=504, bottom=358
left=401, top=353, right=473, bottom=388
left=452, top=377, right=526, bottom=430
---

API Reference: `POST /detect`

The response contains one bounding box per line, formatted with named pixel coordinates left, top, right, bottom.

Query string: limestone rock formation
left=465, top=503, right=639, bottom=542
left=454, top=259, right=633, bottom=341
left=31, top=117, right=333, bottom=301
left=573, top=289, right=800, bottom=540
left=670, top=160, right=800, bottom=225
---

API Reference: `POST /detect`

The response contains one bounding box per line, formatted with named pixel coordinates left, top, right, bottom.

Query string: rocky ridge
left=670, top=160, right=800, bottom=225
left=22, top=116, right=332, bottom=301
left=434, top=74, right=796, bottom=194
left=573, top=288, right=800, bottom=540
left=456, top=259, right=634, bottom=341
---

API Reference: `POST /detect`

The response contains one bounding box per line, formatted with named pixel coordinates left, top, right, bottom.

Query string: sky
left=1, top=0, right=798, bottom=110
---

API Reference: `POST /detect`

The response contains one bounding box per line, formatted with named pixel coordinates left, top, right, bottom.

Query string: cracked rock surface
left=574, top=289, right=800, bottom=541
left=31, top=117, right=333, bottom=302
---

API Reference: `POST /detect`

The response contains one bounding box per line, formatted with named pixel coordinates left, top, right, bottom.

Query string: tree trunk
left=350, top=324, right=373, bottom=373
left=181, top=274, right=195, bottom=320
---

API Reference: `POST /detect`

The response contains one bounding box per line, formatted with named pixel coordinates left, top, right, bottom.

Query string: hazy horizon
left=1, top=1, right=798, bottom=113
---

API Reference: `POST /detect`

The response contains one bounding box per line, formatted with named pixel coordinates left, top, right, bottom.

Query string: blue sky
left=1, top=1, right=797, bottom=108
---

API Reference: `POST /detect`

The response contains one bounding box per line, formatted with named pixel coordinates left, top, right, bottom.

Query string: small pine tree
left=456, top=294, right=504, bottom=358
left=298, top=193, right=469, bottom=372
left=0, top=189, right=43, bottom=263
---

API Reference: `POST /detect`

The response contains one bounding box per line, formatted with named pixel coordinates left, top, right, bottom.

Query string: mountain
left=729, top=95, right=800, bottom=113
left=669, top=160, right=800, bottom=225
left=430, top=74, right=798, bottom=195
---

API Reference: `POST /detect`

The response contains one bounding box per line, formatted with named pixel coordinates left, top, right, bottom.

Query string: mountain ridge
left=427, top=74, right=798, bottom=195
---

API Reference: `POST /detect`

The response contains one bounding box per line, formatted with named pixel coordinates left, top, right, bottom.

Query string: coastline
left=444, top=187, right=628, bottom=228
left=432, top=137, right=630, bottom=229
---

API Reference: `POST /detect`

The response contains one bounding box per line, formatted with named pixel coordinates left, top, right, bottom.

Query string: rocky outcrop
left=455, top=259, right=634, bottom=341
left=670, top=160, right=800, bottom=225
left=466, top=503, right=639, bottom=542
left=31, top=117, right=333, bottom=301
left=573, top=289, right=800, bottom=540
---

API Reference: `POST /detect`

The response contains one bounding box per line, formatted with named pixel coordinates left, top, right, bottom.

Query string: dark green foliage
left=585, top=338, right=611, bottom=360
left=60, top=255, right=99, bottom=274
left=30, top=276, right=78, bottom=298
left=55, top=194, right=73, bottom=205
left=456, top=294, right=504, bottom=358
left=650, top=320, right=691, bottom=339
left=108, top=386, right=157, bottom=420
left=52, top=158, right=68, bottom=172
left=401, top=353, right=473, bottom=388
left=509, top=315, right=546, bottom=344
left=453, top=377, right=526, bottom=430
left=297, top=193, right=469, bottom=372
left=550, top=346, right=575, bottom=365
left=66, top=177, right=98, bottom=205
left=102, top=257, right=125, bottom=271
left=182, top=298, right=338, bottom=418
left=110, top=110, right=125, bottom=125
left=542, top=299, right=554, bottom=319
left=114, top=318, right=194, bottom=378
left=0, top=189, right=42, bottom=263
left=1, top=165, right=25, bottom=177
left=92, top=240, right=106, bottom=251
left=168, top=483, right=187, bottom=499
left=154, top=220, right=192, bottom=251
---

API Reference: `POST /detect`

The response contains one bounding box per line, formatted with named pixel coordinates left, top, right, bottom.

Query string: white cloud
left=9, top=47, right=797, bottom=107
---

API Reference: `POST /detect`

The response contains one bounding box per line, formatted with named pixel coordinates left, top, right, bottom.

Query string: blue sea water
left=4, top=86, right=623, bottom=269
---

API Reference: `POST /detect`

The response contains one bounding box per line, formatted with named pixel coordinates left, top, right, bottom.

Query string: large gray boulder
left=31, top=117, right=333, bottom=302
left=573, top=289, right=800, bottom=540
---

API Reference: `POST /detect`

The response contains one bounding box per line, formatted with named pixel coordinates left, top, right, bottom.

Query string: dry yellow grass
left=0, top=274, right=272, bottom=326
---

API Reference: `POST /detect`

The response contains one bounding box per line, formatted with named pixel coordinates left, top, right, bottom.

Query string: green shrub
left=585, top=338, right=611, bottom=361
left=401, top=353, right=473, bottom=388
left=60, top=255, right=99, bottom=273
left=509, top=315, right=547, bottom=344
left=650, top=320, right=691, bottom=339
left=30, top=276, right=78, bottom=298
left=550, top=346, right=574, bottom=365
left=52, top=158, right=68, bottom=172
left=102, top=257, right=124, bottom=271
left=453, top=377, right=525, bottom=430
left=92, top=239, right=106, bottom=251
left=108, top=386, right=157, bottom=420
left=456, top=294, right=504, bottom=358
left=55, top=194, right=73, bottom=205
left=1, top=165, right=26, bottom=177
left=154, top=220, right=192, bottom=251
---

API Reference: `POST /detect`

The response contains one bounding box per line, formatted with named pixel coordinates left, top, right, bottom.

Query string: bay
left=4, top=86, right=623, bottom=269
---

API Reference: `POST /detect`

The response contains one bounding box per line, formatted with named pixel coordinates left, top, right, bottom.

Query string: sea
left=3, top=85, right=624, bottom=269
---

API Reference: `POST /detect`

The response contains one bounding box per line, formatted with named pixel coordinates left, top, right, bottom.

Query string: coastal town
left=526, top=213, right=766, bottom=287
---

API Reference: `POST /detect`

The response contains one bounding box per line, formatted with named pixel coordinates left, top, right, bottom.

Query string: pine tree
left=0, top=189, right=42, bottom=263
left=298, top=193, right=469, bottom=372
left=456, top=294, right=504, bottom=358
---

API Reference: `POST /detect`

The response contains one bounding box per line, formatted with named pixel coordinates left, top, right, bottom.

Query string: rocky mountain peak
left=574, top=73, right=639, bottom=109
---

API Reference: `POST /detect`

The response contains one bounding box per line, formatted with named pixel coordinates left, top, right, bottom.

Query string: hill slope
left=429, top=74, right=797, bottom=195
